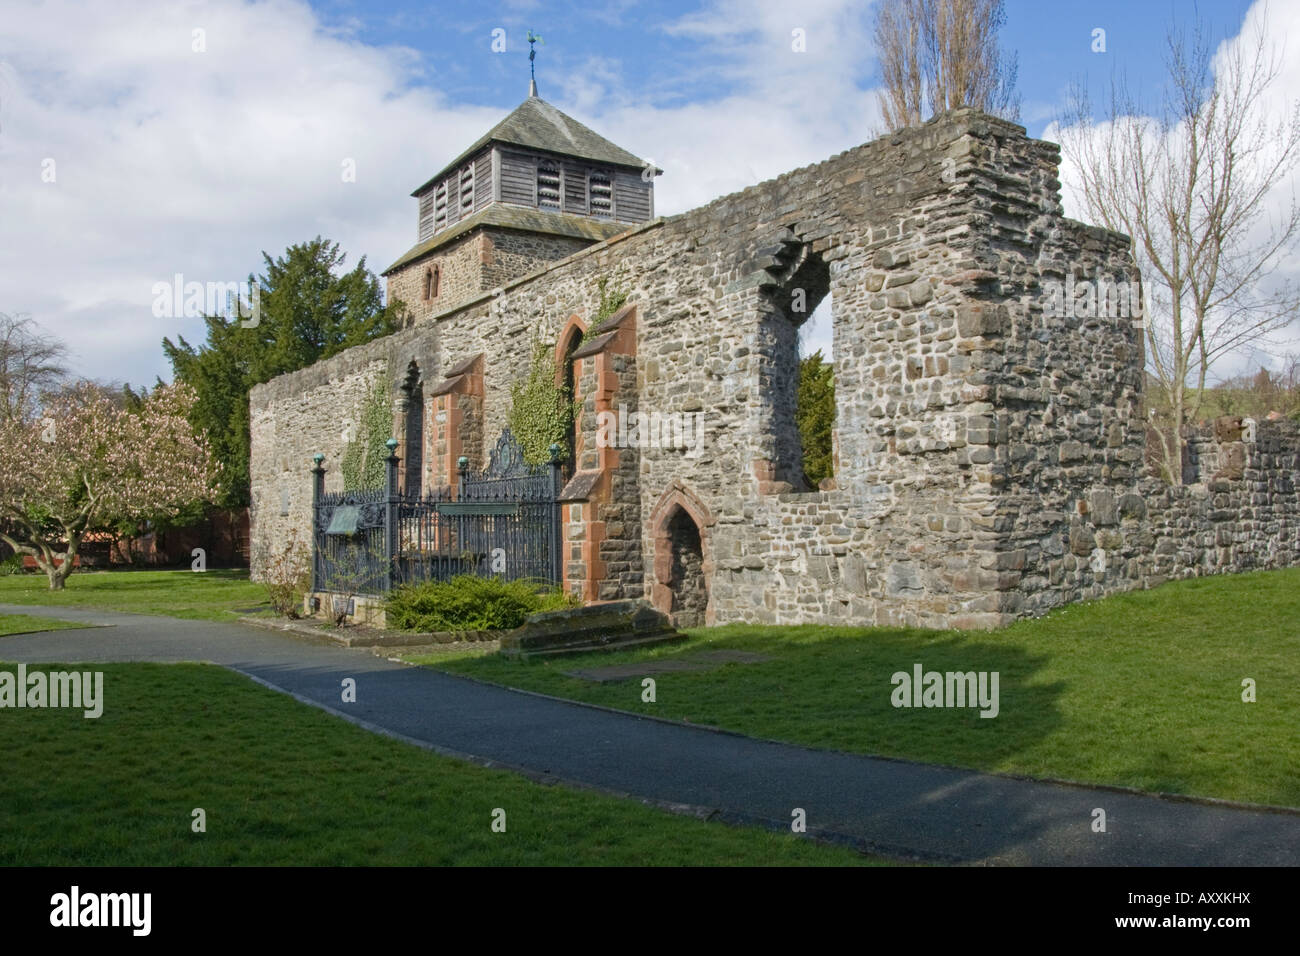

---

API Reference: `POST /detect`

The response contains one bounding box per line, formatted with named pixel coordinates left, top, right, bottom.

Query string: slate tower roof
left=412, top=95, right=656, bottom=198
left=383, top=90, right=659, bottom=281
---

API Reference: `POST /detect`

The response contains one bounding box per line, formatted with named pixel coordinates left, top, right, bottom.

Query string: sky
left=0, top=0, right=1288, bottom=389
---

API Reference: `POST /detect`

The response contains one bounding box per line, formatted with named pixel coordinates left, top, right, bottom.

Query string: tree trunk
left=46, top=532, right=81, bottom=590
left=44, top=558, right=66, bottom=590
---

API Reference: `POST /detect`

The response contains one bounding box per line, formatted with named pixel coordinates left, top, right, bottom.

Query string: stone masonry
left=385, top=228, right=593, bottom=326
left=249, top=107, right=1300, bottom=630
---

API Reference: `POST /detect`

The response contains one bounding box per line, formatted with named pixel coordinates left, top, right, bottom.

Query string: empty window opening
left=796, top=289, right=835, bottom=489
left=762, top=248, right=834, bottom=491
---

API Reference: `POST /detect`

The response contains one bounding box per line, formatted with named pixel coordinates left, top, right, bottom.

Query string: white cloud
left=0, top=0, right=498, bottom=384
left=1048, top=0, right=1300, bottom=381
left=0, top=0, right=886, bottom=385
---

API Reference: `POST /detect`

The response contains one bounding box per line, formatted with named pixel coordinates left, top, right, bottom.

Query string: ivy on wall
left=508, top=277, right=630, bottom=467
left=508, top=337, right=577, bottom=467
left=341, top=365, right=392, bottom=489
left=579, top=276, right=629, bottom=344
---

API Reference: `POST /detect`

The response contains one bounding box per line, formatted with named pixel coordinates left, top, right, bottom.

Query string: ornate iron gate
left=312, top=430, right=563, bottom=596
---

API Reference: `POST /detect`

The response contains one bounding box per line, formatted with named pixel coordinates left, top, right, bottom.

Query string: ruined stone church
left=249, top=86, right=1300, bottom=630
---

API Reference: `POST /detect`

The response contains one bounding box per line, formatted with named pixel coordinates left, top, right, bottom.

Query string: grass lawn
left=0, top=569, right=269, bottom=622
left=0, top=662, right=876, bottom=866
left=426, top=569, right=1300, bottom=809
left=0, top=613, right=88, bottom=637
left=404, top=646, right=498, bottom=665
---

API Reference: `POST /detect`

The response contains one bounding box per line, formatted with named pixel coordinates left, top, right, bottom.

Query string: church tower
left=383, top=85, right=660, bottom=324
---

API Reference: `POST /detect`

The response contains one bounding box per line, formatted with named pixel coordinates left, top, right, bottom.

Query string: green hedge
left=386, top=575, right=576, bottom=632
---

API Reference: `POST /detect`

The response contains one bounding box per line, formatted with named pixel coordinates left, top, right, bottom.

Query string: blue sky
left=0, top=0, right=1280, bottom=386
left=302, top=0, right=1258, bottom=134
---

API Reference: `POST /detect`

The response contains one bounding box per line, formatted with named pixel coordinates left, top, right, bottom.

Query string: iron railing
left=311, top=430, right=563, bottom=597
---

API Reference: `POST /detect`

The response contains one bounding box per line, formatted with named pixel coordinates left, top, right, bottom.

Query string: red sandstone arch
left=554, top=314, right=587, bottom=382
left=648, top=481, right=715, bottom=626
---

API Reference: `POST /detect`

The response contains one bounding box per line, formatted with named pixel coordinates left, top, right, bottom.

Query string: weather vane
left=527, top=30, right=543, bottom=96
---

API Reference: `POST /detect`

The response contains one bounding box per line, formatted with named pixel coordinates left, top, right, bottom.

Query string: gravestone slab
left=500, top=599, right=686, bottom=659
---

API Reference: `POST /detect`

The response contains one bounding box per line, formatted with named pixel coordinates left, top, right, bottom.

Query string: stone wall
left=248, top=325, right=441, bottom=578
left=385, top=232, right=485, bottom=324
left=248, top=106, right=1300, bottom=629
left=386, top=229, right=594, bottom=328
left=564, top=309, right=643, bottom=602
left=959, top=129, right=1148, bottom=623
left=480, top=230, right=591, bottom=295
left=1107, top=419, right=1298, bottom=595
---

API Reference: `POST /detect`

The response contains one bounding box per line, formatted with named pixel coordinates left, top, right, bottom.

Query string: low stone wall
left=1140, top=419, right=1300, bottom=583
left=1009, top=417, right=1300, bottom=616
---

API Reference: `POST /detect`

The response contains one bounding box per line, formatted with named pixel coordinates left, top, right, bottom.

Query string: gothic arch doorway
left=664, top=509, right=707, bottom=626
left=650, top=482, right=713, bottom=628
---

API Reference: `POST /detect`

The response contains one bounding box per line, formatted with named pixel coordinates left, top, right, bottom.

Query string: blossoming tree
left=0, top=381, right=219, bottom=589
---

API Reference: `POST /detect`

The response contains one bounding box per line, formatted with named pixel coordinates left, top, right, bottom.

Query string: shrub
left=0, top=552, right=23, bottom=576
left=386, top=575, right=577, bottom=632
left=320, top=540, right=370, bottom=627
left=254, top=534, right=311, bottom=618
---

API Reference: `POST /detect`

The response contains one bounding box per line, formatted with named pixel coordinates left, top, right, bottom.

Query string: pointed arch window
left=423, top=265, right=440, bottom=302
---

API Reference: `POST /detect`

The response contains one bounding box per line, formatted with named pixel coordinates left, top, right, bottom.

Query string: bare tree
left=874, top=0, right=1020, bottom=131
left=1057, top=10, right=1300, bottom=484
left=0, top=312, right=68, bottom=422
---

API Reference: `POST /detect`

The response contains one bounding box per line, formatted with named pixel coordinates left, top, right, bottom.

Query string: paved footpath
left=2, top=603, right=1296, bottom=865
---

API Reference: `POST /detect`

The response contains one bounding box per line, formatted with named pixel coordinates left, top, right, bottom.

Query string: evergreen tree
left=163, top=238, right=400, bottom=506
left=797, top=349, right=835, bottom=488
